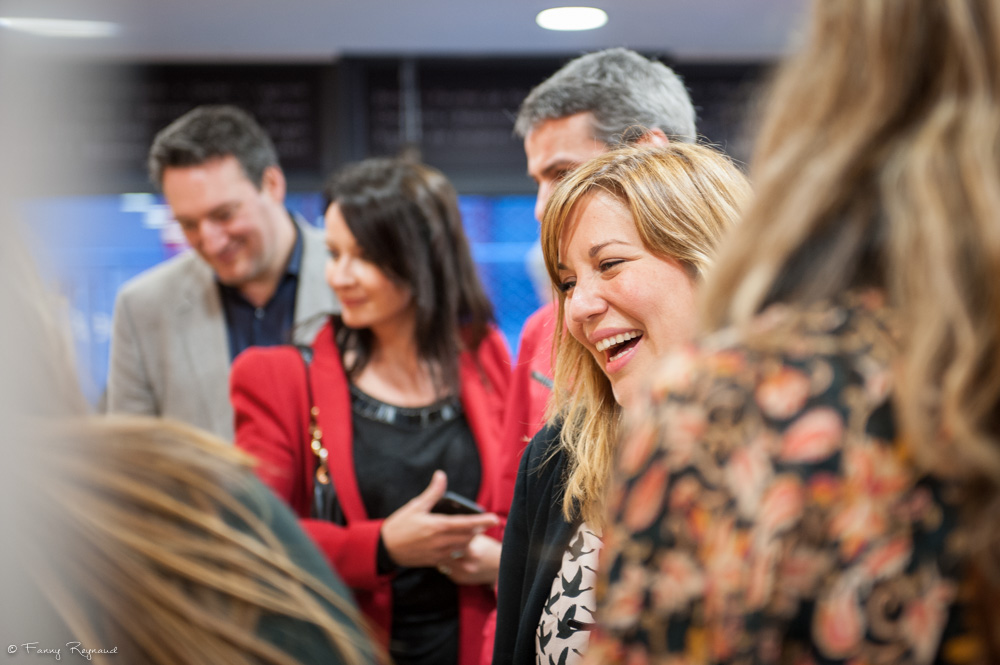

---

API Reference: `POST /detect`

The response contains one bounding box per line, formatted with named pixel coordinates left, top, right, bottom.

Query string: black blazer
left=493, top=422, right=579, bottom=665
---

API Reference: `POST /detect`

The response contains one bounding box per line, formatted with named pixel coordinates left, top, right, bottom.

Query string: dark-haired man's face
left=524, top=111, right=607, bottom=223
left=163, top=155, right=288, bottom=294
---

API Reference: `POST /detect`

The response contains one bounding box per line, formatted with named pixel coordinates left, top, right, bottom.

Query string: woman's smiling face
left=557, top=191, right=698, bottom=409
left=324, top=202, right=414, bottom=336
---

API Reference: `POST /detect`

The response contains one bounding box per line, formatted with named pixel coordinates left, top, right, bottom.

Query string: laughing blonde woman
left=493, top=143, right=750, bottom=665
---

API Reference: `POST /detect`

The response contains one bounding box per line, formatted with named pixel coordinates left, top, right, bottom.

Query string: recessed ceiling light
left=536, top=7, right=608, bottom=31
left=0, top=17, right=119, bottom=38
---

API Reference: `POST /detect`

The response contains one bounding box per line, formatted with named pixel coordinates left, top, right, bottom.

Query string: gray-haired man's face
left=524, top=112, right=607, bottom=223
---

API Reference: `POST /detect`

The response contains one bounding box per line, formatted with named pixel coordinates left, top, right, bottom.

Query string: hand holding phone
left=381, top=472, right=497, bottom=568
left=432, top=490, right=485, bottom=515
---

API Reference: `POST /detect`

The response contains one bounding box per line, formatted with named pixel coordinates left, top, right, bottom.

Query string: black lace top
left=351, top=384, right=481, bottom=665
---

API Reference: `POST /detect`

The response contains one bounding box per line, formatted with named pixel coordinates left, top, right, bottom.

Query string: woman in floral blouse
left=589, top=1, right=1000, bottom=663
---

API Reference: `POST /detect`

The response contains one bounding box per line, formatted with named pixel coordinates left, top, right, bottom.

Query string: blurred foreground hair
left=21, top=416, right=380, bottom=665
left=702, top=0, right=1000, bottom=646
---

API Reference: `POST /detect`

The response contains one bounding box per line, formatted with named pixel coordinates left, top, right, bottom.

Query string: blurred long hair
left=21, top=417, right=380, bottom=665
left=541, top=143, right=751, bottom=526
left=702, top=0, right=1000, bottom=641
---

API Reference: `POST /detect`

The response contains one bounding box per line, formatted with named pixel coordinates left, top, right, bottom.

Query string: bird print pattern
left=535, top=523, right=602, bottom=665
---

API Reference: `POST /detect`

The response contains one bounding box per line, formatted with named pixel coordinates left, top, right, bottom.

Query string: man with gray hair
left=107, top=105, right=335, bottom=441
left=517, top=47, right=695, bottom=220
left=496, top=47, right=696, bottom=513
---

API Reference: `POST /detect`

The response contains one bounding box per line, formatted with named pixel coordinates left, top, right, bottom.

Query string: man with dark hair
left=107, top=105, right=335, bottom=441
left=497, top=48, right=697, bottom=512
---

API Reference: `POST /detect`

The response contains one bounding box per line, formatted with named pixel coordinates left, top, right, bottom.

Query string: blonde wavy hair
left=701, top=0, right=1000, bottom=639
left=18, top=416, right=382, bottom=665
left=540, top=143, right=751, bottom=526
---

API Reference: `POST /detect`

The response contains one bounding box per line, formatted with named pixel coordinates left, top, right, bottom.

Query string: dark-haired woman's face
left=324, top=203, right=414, bottom=336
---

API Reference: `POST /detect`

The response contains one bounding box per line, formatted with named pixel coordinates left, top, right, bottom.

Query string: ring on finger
left=437, top=564, right=452, bottom=575
left=449, top=549, right=464, bottom=559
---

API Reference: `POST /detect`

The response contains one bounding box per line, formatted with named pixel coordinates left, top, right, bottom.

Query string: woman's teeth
left=595, top=331, right=641, bottom=353
left=609, top=345, right=635, bottom=362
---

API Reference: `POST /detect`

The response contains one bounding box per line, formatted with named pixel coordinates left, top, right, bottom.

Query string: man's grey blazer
left=106, top=217, right=335, bottom=442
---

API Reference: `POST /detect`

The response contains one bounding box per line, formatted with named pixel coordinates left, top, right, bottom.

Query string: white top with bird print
left=535, top=523, right=603, bottom=665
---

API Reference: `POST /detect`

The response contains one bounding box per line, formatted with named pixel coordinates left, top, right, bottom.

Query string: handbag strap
left=297, top=346, right=331, bottom=486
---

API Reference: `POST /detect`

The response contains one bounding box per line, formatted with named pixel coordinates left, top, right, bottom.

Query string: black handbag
left=297, top=346, right=346, bottom=526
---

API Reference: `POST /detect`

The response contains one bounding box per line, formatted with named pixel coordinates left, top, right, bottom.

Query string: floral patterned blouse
left=587, top=292, right=984, bottom=665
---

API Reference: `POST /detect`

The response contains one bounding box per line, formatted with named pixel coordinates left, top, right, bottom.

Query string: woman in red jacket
left=231, top=158, right=510, bottom=665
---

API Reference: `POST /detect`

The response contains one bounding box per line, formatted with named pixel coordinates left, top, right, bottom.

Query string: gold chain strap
left=308, top=405, right=330, bottom=485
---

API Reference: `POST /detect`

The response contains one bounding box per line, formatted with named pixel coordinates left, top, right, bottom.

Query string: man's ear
left=260, top=165, right=287, bottom=202
left=636, top=128, right=670, bottom=147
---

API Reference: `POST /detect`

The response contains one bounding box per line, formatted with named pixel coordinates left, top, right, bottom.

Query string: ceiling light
left=0, top=17, right=119, bottom=38
left=536, top=7, right=608, bottom=31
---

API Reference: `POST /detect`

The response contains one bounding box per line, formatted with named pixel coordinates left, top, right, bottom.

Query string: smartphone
left=432, top=491, right=485, bottom=515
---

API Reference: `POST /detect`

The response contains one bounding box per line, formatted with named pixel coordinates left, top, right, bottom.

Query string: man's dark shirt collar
left=217, top=214, right=303, bottom=360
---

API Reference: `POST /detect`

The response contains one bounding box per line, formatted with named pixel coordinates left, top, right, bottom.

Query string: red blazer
left=480, top=303, right=555, bottom=664
left=230, top=320, right=511, bottom=665
left=495, top=302, right=556, bottom=518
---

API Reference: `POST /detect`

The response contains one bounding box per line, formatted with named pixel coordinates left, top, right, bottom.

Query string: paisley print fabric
left=536, top=523, right=603, bottom=665
left=588, top=292, right=983, bottom=665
